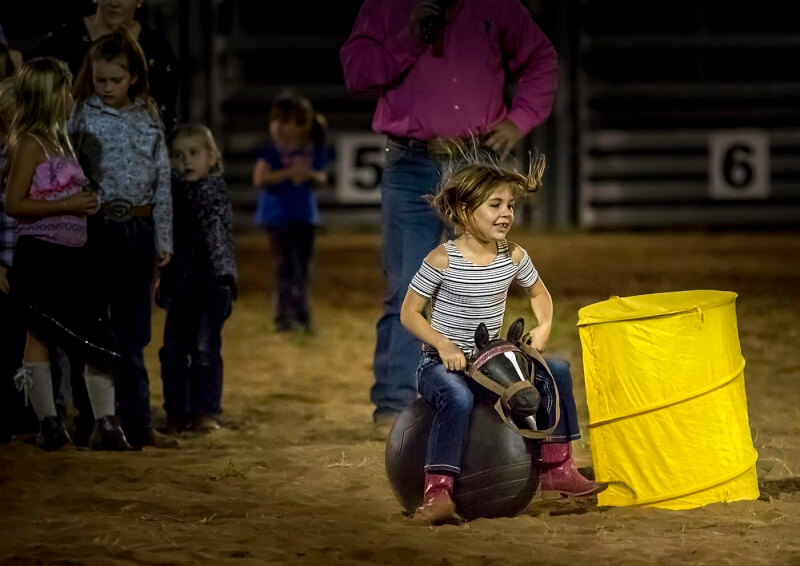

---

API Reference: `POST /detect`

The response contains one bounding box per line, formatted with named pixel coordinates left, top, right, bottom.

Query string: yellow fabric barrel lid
left=577, top=290, right=737, bottom=327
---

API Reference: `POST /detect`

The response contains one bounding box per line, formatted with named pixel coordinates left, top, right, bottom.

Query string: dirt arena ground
left=1, top=229, right=799, bottom=565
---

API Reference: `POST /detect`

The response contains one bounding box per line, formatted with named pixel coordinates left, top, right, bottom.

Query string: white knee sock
left=14, top=362, right=57, bottom=420
left=84, top=368, right=115, bottom=418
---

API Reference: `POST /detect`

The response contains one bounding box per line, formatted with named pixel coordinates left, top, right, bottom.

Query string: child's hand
left=523, top=326, right=550, bottom=353
left=63, top=191, right=100, bottom=216
left=157, top=252, right=172, bottom=267
left=0, top=265, right=9, bottom=294
left=287, top=156, right=314, bottom=184
left=437, top=340, right=467, bottom=372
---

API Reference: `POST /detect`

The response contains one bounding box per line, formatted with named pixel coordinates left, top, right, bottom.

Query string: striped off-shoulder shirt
left=409, top=239, right=539, bottom=355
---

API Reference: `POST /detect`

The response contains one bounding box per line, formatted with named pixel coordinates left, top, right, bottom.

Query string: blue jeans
left=89, top=215, right=156, bottom=444
left=267, top=223, right=315, bottom=329
left=544, top=358, right=581, bottom=443
left=417, top=354, right=474, bottom=474
left=417, top=355, right=582, bottom=473
left=159, top=284, right=233, bottom=426
left=372, top=141, right=444, bottom=418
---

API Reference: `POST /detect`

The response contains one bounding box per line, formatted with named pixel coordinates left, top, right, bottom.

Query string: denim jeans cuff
left=423, top=464, right=461, bottom=475
left=542, top=432, right=582, bottom=444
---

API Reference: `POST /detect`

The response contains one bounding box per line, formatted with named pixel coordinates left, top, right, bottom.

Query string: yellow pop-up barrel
left=577, top=290, right=759, bottom=510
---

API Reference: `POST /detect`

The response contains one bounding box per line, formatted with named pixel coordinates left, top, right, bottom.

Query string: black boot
left=37, top=416, right=72, bottom=451
left=89, top=416, right=137, bottom=451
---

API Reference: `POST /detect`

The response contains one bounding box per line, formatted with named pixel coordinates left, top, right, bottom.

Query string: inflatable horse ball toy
left=385, top=318, right=559, bottom=521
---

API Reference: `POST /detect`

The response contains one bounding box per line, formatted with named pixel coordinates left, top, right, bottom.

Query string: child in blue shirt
left=252, top=93, right=329, bottom=332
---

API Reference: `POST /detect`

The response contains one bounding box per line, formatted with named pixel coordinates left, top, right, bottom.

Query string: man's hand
left=409, top=0, right=445, bottom=41
left=486, top=118, right=525, bottom=158
left=157, top=252, right=172, bottom=267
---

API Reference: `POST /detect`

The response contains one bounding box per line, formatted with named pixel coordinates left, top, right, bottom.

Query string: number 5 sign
left=335, top=133, right=386, bottom=204
left=709, top=131, right=769, bottom=199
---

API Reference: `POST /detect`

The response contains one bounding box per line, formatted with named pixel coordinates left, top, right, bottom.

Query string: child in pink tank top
left=15, top=139, right=88, bottom=247
left=3, top=57, right=132, bottom=451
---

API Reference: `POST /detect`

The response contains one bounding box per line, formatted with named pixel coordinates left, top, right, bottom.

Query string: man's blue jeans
left=417, top=354, right=582, bottom=472
left=371, top=140, right=444, bottom=419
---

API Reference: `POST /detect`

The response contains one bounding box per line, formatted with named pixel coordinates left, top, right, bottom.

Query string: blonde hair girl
left=3, top=58, right=76, bottom=182
left=169, top=124, right=224, bottom=177
left=4, top=57, right=132, bottom=451
left=159, top=123, right=236, bottom=433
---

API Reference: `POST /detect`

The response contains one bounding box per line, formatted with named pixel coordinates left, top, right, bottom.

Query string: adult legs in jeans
left=190, top=284, right=232, bottom=423
left=372, top=143, right=444, bottom=419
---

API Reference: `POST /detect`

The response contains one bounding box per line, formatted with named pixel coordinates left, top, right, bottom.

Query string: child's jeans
left=267, top=223, right=315, bottom=329
left=417, top=353, right=474, bottom=474
left=159, top=283, right=233, bottom=426
left=416, top=353, right=583, bottom=474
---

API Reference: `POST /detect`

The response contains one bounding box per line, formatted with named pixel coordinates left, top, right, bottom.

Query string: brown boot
left=141, top=427, right=180, bottom=449
left=540, top=442, right=608, bottom=498
left=413, top=473, right=463, bottom=525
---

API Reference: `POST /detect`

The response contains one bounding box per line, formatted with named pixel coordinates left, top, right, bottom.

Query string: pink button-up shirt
left=341, top=0, right=558, bottom=140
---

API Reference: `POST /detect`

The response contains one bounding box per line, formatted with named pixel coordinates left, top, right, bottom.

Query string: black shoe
left=72, top=425, right=94, bottom=448
left=37, top=416, right=72, bottom=451
left=89, top=416, right=137, bottom=451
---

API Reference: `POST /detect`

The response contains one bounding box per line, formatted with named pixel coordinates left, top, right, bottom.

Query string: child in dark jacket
left=158, top=124, right=237, bottom=433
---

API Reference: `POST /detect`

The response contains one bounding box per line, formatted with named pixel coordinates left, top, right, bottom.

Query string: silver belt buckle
left=103, top=199, right=134, bottom=222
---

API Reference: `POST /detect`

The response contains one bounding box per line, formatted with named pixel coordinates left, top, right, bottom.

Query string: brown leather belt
left=132, top=204, right=154, bottom=217
left=102, top=200, right=153, bottom=222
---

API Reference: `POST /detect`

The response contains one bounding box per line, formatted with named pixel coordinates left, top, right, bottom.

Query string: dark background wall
left=3, top=0, right=799, bottom=229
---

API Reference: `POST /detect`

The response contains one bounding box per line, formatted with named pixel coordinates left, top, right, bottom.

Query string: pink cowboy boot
left=540, top=442, right=608, bottom=498
left=413, top=472, right=463, bottom=525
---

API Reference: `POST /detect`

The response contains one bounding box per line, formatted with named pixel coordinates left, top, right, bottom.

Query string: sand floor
left=1, top=229, right=799, bottom=565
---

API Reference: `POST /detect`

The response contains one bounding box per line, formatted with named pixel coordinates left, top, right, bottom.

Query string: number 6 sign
left=709, top=131, right=769, bottom=199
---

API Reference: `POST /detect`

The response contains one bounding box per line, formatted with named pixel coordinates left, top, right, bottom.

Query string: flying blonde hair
left=3, top=57, right=74, bottom=181
left=429, top=137, right=546, bottom=243
left=169, top=124, right=224, bottom=175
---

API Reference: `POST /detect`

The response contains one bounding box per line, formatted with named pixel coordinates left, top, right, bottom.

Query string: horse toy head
left=468, top=318, right=541, bottom=420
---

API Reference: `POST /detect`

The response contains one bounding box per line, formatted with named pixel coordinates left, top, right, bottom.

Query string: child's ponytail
left=310, top=112, right=327, bottom=147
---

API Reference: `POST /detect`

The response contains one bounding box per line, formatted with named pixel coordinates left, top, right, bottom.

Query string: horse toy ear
left=475, top=323, right=490, bottom=350
left=506, top=317, right=525, bottom=345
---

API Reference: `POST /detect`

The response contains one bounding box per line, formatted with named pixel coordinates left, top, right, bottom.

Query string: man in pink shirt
left=341, top=0, right=558, bottom=432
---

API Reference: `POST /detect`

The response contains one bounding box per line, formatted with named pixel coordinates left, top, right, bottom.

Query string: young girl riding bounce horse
left=400, top=142, right=606, bottom=524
